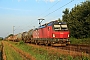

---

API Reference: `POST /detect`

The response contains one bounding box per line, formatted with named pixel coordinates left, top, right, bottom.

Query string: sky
left=0, top=0, right=86, bottom=38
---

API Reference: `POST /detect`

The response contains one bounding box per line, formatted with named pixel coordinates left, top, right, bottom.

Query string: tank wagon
left=7, top=35, right=17, bottom=41
left=22, top=32, right=28, bottom=42
left=17, top=33, right=22, bottom=41
left=7, top=20, right=70, bottom=46
left=27, top=29, right=34, bottom=42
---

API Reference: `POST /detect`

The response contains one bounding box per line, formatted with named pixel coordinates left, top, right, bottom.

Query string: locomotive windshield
left=61, top=25, right=68, bottom=30
left=54, top=25, right=61, bottom=30
left=54, top=24, right=68, bottom=31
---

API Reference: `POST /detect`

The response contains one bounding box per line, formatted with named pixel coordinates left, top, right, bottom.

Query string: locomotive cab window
left=61, top=25, right=68, bottom=30
left=53, top=24, right=68, bottom=31
left=54, top=25, right=61, bottom=31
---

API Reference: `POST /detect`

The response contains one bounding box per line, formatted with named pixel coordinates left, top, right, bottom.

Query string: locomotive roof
left=39, top=21, right=67, bottom=29
left=39, top=25, right=45, bottom=28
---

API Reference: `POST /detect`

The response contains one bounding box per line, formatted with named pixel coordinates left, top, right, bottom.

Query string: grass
left=70, top=38, right=90, bottom=45
left=3, top=41, right=23, bottom=60
left=8, top=41, right=90, bottom=60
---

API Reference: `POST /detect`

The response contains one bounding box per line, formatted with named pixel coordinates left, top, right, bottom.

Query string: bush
left=18, top=41, right=24, bottom=45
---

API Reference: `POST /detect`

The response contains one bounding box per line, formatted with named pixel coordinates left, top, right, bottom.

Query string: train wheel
left=45, top=43, right=48, bottom=46
left=45, top=41, right=48, bottom=46
left=35, top=43, right=37, bottom=45
left=51, top=44, right=54, bottom=46
left=35, top=40, right=38, bottom=45
left=36, top=42, right=39, bottom=45
left=67, top=41, right=70, bottom=45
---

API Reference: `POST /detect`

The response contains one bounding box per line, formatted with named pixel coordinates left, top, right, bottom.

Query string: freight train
left=7, top=20, right=70, bottom=46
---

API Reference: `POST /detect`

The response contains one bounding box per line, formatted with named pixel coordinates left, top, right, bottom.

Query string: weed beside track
left=8, top=41, right=90, bottom=60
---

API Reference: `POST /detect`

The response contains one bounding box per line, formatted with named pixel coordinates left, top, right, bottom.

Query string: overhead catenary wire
left=38, top=0, right=60, bottom=18
left=43, top=0, right=74, bottom=18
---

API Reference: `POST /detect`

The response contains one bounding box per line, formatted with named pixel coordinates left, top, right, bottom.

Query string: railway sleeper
left=51, top=43, right=66, bottom=47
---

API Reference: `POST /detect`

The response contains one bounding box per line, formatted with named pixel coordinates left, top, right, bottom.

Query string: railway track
left=31, top=43, right=90, bottom=55
left=55, top=44, right=90, bottom=55
left=26, top=43, right=90, bottom=58
left=27, top=42, right=90, bottom=55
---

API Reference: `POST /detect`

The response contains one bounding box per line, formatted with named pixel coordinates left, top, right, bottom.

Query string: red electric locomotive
left=32, top=20, right=70, bottom=46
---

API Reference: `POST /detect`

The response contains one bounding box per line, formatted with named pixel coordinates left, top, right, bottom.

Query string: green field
left=8, top=41, right=90, bottom=60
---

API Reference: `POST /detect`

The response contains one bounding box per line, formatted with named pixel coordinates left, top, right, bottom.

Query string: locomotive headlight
left=53, top=34, right=55, bottom=37
left=68, top=34, right=69, bottom=37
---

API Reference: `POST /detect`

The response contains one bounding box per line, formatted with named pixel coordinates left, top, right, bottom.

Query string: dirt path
left=0, top=42, right=3, bottom=60
left=2, top=41, right=7, bottom=60
left=2, top=41, right=36, bottom=60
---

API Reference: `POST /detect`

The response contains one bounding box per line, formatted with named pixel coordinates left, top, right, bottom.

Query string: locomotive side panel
left=42, top=27, right=47, bottom=38
left=39, top=28, right=43, bottom=38
left=47, top=26, right=53, bottom=38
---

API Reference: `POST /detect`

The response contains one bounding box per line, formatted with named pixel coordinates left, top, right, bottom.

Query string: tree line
left=60, top=1, right=90, bottom=38
left=0, top=37, right=3, bottom=40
